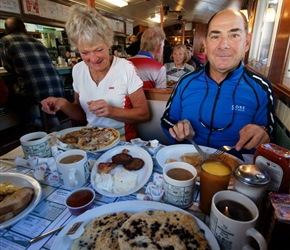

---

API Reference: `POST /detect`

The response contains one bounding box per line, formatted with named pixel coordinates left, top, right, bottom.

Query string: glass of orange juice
left=199, top=158, right=232, bottom=214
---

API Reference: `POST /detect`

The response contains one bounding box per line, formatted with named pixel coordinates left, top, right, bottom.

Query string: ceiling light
left=105, top=0, right=128, bottom=7
left=149, top=13, right=161, bottom=23
left=240, top=9, right=248, bottom=20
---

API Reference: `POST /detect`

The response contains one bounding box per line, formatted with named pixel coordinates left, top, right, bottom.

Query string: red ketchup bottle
left=253, top=143, right=290, bottom=194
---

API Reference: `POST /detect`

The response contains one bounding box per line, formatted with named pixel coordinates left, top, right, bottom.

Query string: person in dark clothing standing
left=163, top=39, right=172, bottom=64
left=126, top=31, right=143, bottom=57
left=0, top=17, right=65, bottom=130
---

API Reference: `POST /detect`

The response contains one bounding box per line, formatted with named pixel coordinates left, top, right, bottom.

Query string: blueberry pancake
left=71, top=212, right=132, bottom=250
left=118, top=210, right=210, bottom=250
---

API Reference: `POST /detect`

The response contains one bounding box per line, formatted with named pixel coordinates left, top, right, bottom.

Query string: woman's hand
left=87, top=99, right=111, bottom=117
left=41, top=97, right=65, bottom=114
left=169, top=119, right=195, bottom=141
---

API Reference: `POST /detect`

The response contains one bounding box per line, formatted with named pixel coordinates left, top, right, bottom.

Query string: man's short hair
left=5, top=17, right=26, bottom=34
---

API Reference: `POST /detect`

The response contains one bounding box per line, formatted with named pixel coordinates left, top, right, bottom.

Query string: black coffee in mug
left=216, top=200, right=253, bottom=221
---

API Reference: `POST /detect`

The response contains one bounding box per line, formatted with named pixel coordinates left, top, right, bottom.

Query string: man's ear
left=245, top=33, right=252, bottom=53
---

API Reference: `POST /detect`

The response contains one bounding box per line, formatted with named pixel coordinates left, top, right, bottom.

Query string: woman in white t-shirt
left=41, top=5, right=149, bottom=141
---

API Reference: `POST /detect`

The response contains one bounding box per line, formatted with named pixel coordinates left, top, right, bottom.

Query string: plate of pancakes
left=52, top=200, right=219, bottom=250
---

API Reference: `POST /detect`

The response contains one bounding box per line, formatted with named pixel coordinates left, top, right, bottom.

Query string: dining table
left=0, top=134, right=211, bottom=250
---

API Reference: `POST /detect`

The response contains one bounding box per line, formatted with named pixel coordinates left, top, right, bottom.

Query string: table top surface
left=0, top=140, right=209, bottom=250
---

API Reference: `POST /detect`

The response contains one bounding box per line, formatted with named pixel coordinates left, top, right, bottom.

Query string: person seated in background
left=41, top=5, right=149, bottom=142
left=196, top=43, right=206, bottom=65
left=186, top=43, right=203, bottom=70
left=161, top=9, right=275, bottom=159
left=127, top=26, right=167, bottom=89
left=111, top=45, right=120, bottom=57
left=125, top=32, right=143, bottom=57
left=0, top=17, right=65, bottom=131
left=164, top=43, right=195, bottom=84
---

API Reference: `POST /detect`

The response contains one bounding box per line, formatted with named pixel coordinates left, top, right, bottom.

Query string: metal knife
left=186, top=136, right=209, bottom=159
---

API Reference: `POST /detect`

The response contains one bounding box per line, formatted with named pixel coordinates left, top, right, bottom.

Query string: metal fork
left=212, top=146, right=234, bottom=156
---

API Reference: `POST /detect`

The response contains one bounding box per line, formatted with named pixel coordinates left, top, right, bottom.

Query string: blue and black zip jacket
left=161, top=62, right=275, bottom=156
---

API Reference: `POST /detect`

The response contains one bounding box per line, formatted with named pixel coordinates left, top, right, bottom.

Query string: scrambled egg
left=0, top=181, right=20, bottom=201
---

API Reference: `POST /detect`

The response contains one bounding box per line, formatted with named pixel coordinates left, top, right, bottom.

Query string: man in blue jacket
left=161, top=9, right=275, bottom=157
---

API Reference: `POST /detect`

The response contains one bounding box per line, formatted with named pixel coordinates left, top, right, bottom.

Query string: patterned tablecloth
left=0, top=140, right=207, bottom=250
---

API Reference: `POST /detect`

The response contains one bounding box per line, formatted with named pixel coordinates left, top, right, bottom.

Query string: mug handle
left=68, top=169, right=78, bottom=188
left=242, top=228, right=267, bottom=250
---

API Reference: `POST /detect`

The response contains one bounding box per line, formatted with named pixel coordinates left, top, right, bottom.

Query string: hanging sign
left=0, top=0, right=21, bottom=14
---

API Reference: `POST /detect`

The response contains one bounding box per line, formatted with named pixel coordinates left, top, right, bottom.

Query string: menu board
left=0, top=0, right=21, bottom=14
left=22, top=0, right=70, bottom=22
left=106, top=17, right=125, bottom=33
left=126, top=21, right=133, bottom=35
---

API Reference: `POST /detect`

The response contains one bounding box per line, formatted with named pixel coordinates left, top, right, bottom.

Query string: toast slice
left=0, top=187, right=34, bottom=216
left=0, top=212, right=14, bottom=223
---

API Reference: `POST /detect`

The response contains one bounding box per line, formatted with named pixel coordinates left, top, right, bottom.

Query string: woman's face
left=78, top=41, right=111, bottom=72
left=173, top=48, right=186, bottom=65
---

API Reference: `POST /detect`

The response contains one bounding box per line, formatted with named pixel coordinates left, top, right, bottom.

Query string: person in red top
left=196, top=43, right=206, bottom=65
left=127, top=27, right=167, bottom=89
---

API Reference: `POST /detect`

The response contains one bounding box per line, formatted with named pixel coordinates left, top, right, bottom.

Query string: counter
left=0, top=65, right=72, bottom=77
left=54, top=65, right=72, bottom=75
left=0, top=66, right=72, bottom=132
left=144, top=88, right=172, bottom=101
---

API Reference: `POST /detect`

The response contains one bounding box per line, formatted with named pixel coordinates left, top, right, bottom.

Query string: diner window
left=248, top=0, right=282, bottom=76
left=282, top=43, right=290, bottom=89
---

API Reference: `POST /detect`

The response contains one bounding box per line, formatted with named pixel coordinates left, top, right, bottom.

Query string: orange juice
left=202, top=162, right=232, bottom=175
left=199, top=159, right=232, bottom=214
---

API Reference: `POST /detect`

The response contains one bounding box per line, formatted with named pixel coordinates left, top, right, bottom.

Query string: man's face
left=204, top=10, right=251, bottom=76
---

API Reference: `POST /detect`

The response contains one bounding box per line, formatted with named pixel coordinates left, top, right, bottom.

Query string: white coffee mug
left=55, top=149, right=89, bottom=190
left=20, top=132, right=51, bottom=159
left=210, top=190, right=267, bottom=250
left=163, top=162, right=197, bottom=208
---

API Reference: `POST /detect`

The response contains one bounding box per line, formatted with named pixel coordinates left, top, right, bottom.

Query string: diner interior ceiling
left=62, top=0, right=249, bottom=28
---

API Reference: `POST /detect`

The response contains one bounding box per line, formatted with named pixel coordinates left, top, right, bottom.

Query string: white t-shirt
left=72, top=56, right=143, bottom=138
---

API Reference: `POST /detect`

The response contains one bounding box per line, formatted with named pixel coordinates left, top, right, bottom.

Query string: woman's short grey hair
left=65, top=5, right=114, bottom=51
left=170, top=43, right=189, bottom=63
left=140, top=26, right=165, bottom=53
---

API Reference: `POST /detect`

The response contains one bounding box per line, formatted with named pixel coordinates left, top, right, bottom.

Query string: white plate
left=54, top=126, right=120, bottom=153
left=156, top=144, right=242, bottom=168
left=156, top=144, right=242, bottom=184
left=52, top=200, right=220, bottom=250
left=156, top=144, right=218, bottom=168
left=0, top=173, right=42, bottom=230
left=91, top=145, right=153, bottom=197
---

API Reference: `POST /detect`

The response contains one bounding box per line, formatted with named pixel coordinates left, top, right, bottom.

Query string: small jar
left=233, top=164, right=270, bottom=206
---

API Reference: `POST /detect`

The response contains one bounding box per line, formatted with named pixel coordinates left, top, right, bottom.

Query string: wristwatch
left=261, top=125, right=270, bottom=135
